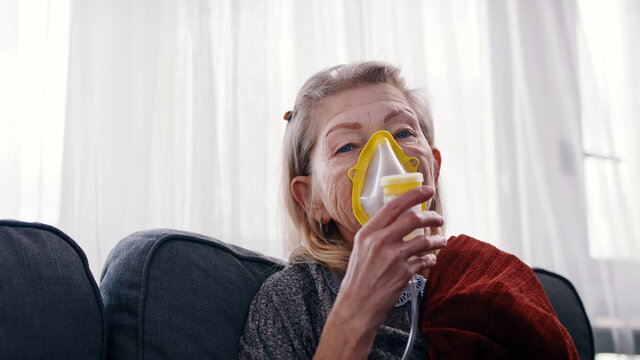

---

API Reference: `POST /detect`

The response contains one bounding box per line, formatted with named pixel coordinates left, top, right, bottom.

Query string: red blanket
left=420, top=235, right=578, bottom=359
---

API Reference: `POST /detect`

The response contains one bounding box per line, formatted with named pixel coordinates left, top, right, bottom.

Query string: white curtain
left=2, top=0, right=639, bottom=355
left=576, top=0, right=640, bottom=355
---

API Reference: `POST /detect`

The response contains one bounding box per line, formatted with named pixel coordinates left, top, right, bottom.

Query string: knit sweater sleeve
left=238, top=265, right=319, bottom=360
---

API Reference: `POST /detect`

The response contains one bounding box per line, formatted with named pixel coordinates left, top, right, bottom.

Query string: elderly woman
left=239, top=62, right=578, bottom=359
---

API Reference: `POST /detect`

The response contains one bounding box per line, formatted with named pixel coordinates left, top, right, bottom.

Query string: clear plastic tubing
left=401, top=276, right=419, bottom=360
left=380, top=172, right=424, bottom=360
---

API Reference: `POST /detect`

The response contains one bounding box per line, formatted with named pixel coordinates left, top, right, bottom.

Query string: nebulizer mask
left=347, top=130, right=425, bottom=360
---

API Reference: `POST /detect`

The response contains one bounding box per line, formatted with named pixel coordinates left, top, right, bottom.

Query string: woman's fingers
left=407, top=253, right=437, bottom=274
left=344, top=185, right=442, bottom=312
left=381, top=210, right=444, bottom=242
left=364, top=185, right=435, bottom=233
left=399, top=234, right=447, bottom=259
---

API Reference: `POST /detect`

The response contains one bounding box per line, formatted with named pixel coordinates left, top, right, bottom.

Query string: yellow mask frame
left=347, top=130, right=420, bottom=225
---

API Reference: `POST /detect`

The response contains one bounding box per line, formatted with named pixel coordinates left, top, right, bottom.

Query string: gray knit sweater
left=238, top=263, right=428, bottom=359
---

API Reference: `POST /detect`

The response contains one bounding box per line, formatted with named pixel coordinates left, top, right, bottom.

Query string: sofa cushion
left=0, top=220, right=106, bottom=360
left=100, top=229, right=285, bottom=360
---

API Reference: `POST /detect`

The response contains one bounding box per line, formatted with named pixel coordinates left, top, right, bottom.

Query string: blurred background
left=1, top=0, right=639, bottom=357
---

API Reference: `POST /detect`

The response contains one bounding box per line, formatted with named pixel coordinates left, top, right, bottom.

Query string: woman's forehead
left=317, top=84, right=414, bottom=128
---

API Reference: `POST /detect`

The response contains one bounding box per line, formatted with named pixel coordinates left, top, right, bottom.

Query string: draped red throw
left=420, top=235, right=579, bottom=359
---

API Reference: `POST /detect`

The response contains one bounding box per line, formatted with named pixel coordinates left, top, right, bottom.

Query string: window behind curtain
left=577, top=0, right=640, bottom=260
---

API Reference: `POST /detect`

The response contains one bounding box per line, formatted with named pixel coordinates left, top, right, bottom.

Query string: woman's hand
left=314, top=185, right=446, bottom=359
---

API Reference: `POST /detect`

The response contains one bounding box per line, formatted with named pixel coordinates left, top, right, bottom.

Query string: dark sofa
left=100, top=228, right=284, bottom=359
left=0, top=220, right=594, bottom=359
left=0, top=220, right=106, bottom=360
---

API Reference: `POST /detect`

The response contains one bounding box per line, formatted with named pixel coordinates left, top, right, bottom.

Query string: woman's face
left=310, top=83, right=440, bottom=246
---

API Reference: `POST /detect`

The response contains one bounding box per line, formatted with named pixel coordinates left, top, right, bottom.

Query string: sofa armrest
left=0, top=220, right=106, bottom=360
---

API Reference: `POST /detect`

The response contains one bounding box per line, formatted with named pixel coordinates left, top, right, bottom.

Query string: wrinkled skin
left=310, top=83, right=440, bottom=245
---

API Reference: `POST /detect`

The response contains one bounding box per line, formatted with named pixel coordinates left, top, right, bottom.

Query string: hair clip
left=283, top=111, right=293, bottom=121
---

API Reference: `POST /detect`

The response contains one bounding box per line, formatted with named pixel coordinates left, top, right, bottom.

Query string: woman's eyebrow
left=383, top=108, right=415, bottom=123
left=325, top=108, right=416, bottom=138
left=325, top=122, right=362, bottom=137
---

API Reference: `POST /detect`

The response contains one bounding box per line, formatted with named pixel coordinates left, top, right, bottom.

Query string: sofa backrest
left=0, top=220, right=106, bottom=360
left=100, top=229, right=285, bottom=360
left=1, top=221, right=593, bottom=359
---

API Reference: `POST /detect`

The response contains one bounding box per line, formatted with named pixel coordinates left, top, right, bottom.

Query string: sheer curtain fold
left=61, top=0, right=226, bottom=274
left=4, top=0, right=639, bottom=354
left=1, top=0, right=69, bottom=224
left=487, top=0, right=589, bottom=277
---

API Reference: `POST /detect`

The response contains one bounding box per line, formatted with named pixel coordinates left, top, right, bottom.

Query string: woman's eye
left=395, top=130, right=411, bottom=139
left=337, top=144, right=353, bottom=153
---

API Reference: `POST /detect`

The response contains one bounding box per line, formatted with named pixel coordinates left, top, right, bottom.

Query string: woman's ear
left=432, top=147, right=442, bottom=185
left=291, top=175, right=329, bottom=223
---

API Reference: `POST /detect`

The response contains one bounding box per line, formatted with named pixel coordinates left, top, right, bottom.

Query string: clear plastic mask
left=347, top=130, right=420, bottom=225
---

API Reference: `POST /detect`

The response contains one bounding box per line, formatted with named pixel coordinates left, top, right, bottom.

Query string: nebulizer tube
left=402, top=275, right=419, bottom=360
left=348, top=130, right=426, bottom=359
